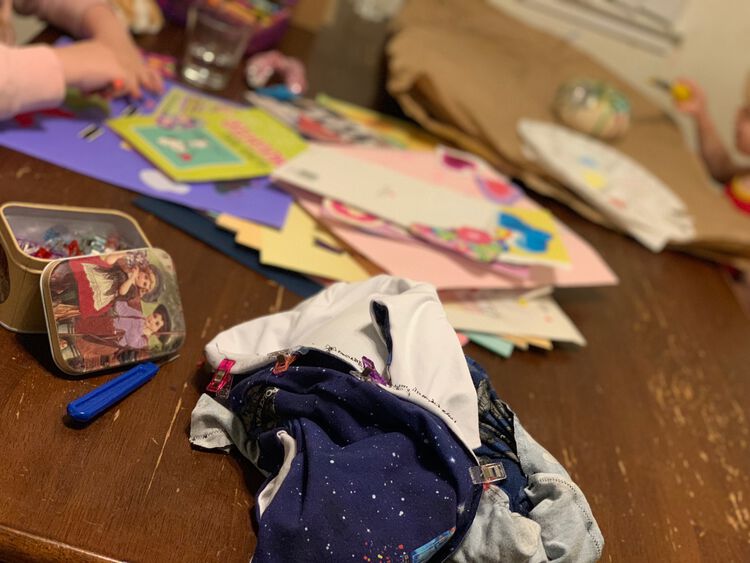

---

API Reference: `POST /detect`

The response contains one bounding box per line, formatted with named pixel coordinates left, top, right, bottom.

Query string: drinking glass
left=181, top=2, right=252, bottom=91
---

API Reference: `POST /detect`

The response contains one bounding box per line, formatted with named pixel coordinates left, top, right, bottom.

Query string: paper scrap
left=466, top=331, right=514, bottom=358
left=260, top=204, right=369, bottom=282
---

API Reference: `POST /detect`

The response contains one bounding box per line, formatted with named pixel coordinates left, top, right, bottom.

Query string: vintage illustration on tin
left=48, top=248, right=185, bottom=373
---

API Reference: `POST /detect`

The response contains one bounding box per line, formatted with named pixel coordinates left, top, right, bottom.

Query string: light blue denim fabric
left=447, top=417, right=604, bottom=562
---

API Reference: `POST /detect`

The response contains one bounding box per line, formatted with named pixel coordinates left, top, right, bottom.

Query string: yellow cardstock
left=260, top=205, right=369, bottom=282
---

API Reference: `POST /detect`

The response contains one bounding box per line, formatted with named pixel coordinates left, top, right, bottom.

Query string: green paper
left=466, top=331, right=514, bottom=358
left=64, top=88, right=111, bottom=116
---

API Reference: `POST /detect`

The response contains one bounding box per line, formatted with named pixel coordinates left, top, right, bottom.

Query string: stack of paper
left=273, top=144, right=616, bottom=287
left=273, top=144, right=575, bottom=269
left=109, top=89, right=307, bottom=183
left=442, top=287, right=586, bottom=358
left=518, top=119, right=695, bottom=252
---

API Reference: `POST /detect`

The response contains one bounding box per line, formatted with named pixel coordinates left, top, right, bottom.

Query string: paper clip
left=469, top=462, right=507, bottom=485
left=272, top=353, right=297, bottom=375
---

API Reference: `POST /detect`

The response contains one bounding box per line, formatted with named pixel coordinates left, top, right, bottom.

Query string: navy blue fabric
left=466, top=356, right=532, bottom=516
left=229, top=351, right=481, bottom=563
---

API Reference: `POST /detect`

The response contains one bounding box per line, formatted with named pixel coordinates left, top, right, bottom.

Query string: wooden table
left=1, top=6, right=749, bottom=563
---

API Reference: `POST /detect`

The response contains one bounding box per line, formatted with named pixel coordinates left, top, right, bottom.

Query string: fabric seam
left=533, top=475, right=603, bottom=556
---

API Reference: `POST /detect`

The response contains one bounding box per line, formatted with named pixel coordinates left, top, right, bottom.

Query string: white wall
left=489, top=0, right=750, bottom=165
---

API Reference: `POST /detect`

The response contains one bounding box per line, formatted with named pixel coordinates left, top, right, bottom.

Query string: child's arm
left=674, top=78, right=739, bottom=183
left=0, top=40, right=125, bottom=118
left=694, top=112, right=737, bottom=183
left=14, top=0, right=162, bottom=98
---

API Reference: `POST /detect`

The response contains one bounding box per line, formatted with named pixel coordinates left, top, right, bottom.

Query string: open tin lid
left=40, top=248, right=186, bottom=376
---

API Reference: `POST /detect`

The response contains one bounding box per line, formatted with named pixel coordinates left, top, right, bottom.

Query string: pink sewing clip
left=207, top=358, right=237, bottom=398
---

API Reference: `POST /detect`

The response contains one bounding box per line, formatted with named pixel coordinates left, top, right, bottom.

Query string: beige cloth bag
left=387, top=0, right=750, bottom=263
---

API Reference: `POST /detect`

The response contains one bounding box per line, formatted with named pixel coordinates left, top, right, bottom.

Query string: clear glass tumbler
left=181, top=2, right=252, bottom=91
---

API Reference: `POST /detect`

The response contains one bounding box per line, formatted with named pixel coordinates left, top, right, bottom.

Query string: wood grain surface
left=0, top=4, right=748, bottom=562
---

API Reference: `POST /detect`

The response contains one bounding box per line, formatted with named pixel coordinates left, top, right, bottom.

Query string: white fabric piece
left=256, top=431, right=297, bottom=518
left=190, top=394, right=260, bottom=466
left=202, top=275, right=481, bottom=451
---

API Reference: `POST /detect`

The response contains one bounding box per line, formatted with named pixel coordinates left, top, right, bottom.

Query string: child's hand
left=673, top=78, right=707, bottom=118
left=81, top=4, right=164, bottom=98
left=55, top=40, right=132, bottom=95
left=95, top=27, right=164, bottom=98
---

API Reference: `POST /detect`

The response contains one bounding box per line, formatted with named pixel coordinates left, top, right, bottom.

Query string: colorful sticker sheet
left=109, top=108, right=307, bottom=182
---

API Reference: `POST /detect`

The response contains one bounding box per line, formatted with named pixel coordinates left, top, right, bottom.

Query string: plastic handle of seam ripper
left=66, top=362, right=160, bottom=422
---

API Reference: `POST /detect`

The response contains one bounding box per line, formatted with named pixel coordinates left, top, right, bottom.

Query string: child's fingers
left=154, top=73, right=165, bottom=94
left=675, top=77, right=697, bottom=90
left=679, top=78, right=705, bottom=102
left=110, top=81, right=135, bottom=100
left=675, top=100, right=696, bottom=113
left=149, top=68, right=164, bottom=93
left=140, top=75, right=156, bottom=94
left=141, top=67, right=164, bottom=94
left=676, top=99, right=703, bottom=116
left=124, top=75, right=143, bottom=100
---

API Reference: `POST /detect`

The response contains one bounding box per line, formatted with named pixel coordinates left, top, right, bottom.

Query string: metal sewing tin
left=40, top=248, right=186, bottom=376
left=0, top=202, right=151, bottom=333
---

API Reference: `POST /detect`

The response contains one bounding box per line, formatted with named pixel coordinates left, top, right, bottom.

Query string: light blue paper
left=466, top=332, right=514, bottom=358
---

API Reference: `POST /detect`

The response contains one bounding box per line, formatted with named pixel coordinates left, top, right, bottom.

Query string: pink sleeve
left=0, top=43, right=65, bottom=118
left=13, top=0, right=107, bottom=36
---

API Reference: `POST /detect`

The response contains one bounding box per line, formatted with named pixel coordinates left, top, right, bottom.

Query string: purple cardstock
left=0, top=81, right=291, bottom=229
